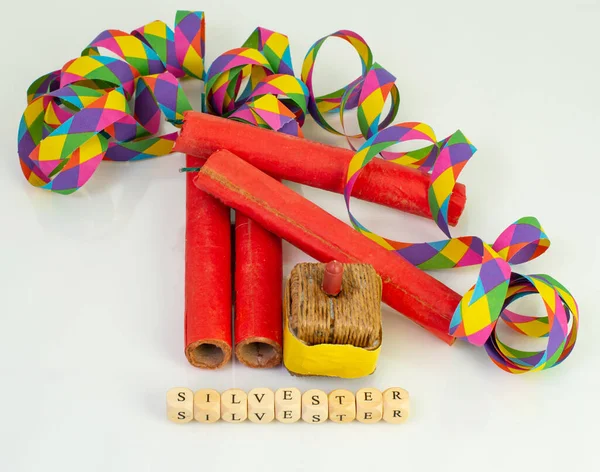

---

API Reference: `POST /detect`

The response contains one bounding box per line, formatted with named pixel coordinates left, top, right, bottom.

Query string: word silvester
left=167, top=387, right=409, bottom=424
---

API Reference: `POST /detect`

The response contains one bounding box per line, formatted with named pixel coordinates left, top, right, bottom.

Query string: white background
left=1, top=1, right=598, bottom=471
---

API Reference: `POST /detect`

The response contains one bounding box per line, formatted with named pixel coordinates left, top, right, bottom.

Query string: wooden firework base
left=288, top=263, right=381, bottom=347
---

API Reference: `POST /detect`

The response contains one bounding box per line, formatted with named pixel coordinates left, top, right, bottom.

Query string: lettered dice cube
left=328, top=389, right=356, bottom=423
left=248, top=388, right=275, bottom=424
left=221, top=389, right=248, bottom=423
left=301, top=389, right=328, bottom=424
left=166, top=387, right=194, bottom=423
left=383, top=387, right=410, bottom=423
left=275, top=387, right=301, bottom=423
left=356, top=387, right=382, bottom=424
left=194, top=389, right=220, bottom=423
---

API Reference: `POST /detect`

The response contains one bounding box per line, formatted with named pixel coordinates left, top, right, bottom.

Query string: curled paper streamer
left=344, top=124, right=579, bottom=373
left=18, top=11, right=205, bottom=194
left=301, top=31, right=400, bottom=146
left=484, top=274, right=578, bottom=373
left=205, top=28, right=309, bottom=136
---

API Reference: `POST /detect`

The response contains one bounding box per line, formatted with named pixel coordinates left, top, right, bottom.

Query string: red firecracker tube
left=234, top=213, right=283, bottom=368
left=185, top=155, right=232, bottom=369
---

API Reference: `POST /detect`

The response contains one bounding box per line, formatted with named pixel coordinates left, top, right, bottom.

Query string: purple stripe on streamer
left=344, top=173, right=361, bottom=203
left=397, top=243, right=441, bottom=266
left=509, top=243, right=539, bottom=265
left=67, top=109, right=104, bottom=134
left=512, top=224, right=541, bottom=244
left=177, top=14, right=200, bottom=43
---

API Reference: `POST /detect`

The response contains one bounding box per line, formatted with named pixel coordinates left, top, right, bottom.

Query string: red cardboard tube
left=234, top=213, right=283, bottom=368
left=185, top=155, right=232, bottom=369
left=174, top=111, right=466, bottom=226
left=194, top=150, right=461, bottom=345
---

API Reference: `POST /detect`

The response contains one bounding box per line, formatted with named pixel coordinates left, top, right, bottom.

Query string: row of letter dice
left=167, top=387, right=409, bottom=424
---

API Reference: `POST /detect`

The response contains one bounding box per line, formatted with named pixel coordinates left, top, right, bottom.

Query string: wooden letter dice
left=383, top=387, right=410, bottom=423
left=328, top=389, right=356, bottom=423
left=356, top=388, right=382, bottom=424
left=221, top=389, right=248, bottom=423
left=275, top=387, right=301, bottom=423
left=194, top=389, right=220, bottom=423
left=248, top=388, right=275, bottom=424
left=166, top=387, right=194, bottom=423
left=301, top=389, right=328, bottom=424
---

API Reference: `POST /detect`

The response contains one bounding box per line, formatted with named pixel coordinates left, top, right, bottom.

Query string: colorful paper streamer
left=18, top=11, right=204, bottom=194
left=16, top=11, right=578, bottom=373
left=205, top=28, right=308, bottom=136
left=301, top=31, right=400, bottom=147
left=343, top=124, right=578, bottom=373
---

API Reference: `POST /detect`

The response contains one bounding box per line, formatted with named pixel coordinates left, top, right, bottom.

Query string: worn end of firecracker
left=449, top=184, right=467, bottom=227
left=185, top=339, right=232, bottom=369
left=322, top=260, right=344, bottom=296
left=235, top=338, right=282, bottom=368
